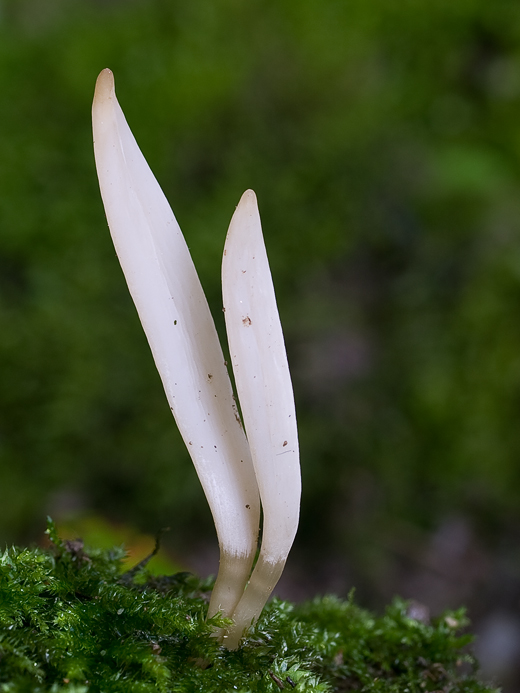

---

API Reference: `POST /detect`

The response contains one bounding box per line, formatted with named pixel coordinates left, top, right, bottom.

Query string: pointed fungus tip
left=240, top=189, right=257, bottom=206
left=94, top=68, right=115, bottom=103
left=235, top=190, right=258, bottom=221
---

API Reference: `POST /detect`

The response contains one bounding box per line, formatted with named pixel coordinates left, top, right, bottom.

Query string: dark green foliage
left=0, top=522, right=495, bottom=693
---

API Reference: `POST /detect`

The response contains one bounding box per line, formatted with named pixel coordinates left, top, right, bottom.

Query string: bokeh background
left=2, top=0, right=520, bottom=688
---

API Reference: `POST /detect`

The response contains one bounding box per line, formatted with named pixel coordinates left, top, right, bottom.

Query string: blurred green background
left=2, top=0, right=520, bottom=685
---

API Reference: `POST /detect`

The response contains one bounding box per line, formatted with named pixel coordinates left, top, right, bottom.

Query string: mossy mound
left=0, top=522, right=495, bottom=693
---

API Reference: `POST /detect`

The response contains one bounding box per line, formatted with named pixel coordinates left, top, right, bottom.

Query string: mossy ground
left=0, top=522, right=496, bottom=693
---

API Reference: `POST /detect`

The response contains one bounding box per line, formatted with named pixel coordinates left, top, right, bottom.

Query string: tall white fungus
left=92, top=69, right=260, bottom=622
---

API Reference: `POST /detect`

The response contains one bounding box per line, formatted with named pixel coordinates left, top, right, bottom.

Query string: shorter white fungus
left=222, top=191, right=301, bottom=648
left=92, top=69, right=300, bottom=648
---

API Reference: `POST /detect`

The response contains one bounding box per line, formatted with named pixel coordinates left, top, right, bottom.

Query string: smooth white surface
left=222, top=190, right=301, bottom=645
left=92, top=70, right=260, bottom=574
left=222, top=190, right=301, bottom=565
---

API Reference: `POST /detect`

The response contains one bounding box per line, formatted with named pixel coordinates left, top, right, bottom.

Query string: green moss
left=0, top=521, right=495, bottom=693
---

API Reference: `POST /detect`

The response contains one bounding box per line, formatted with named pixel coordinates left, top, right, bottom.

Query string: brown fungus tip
left=94, top=68, right=115, bottom=104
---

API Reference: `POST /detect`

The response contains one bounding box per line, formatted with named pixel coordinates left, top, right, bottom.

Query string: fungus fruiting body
left=92, top=68, right=300, bottom=647
left=221, top=191, right=300, bottom=648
